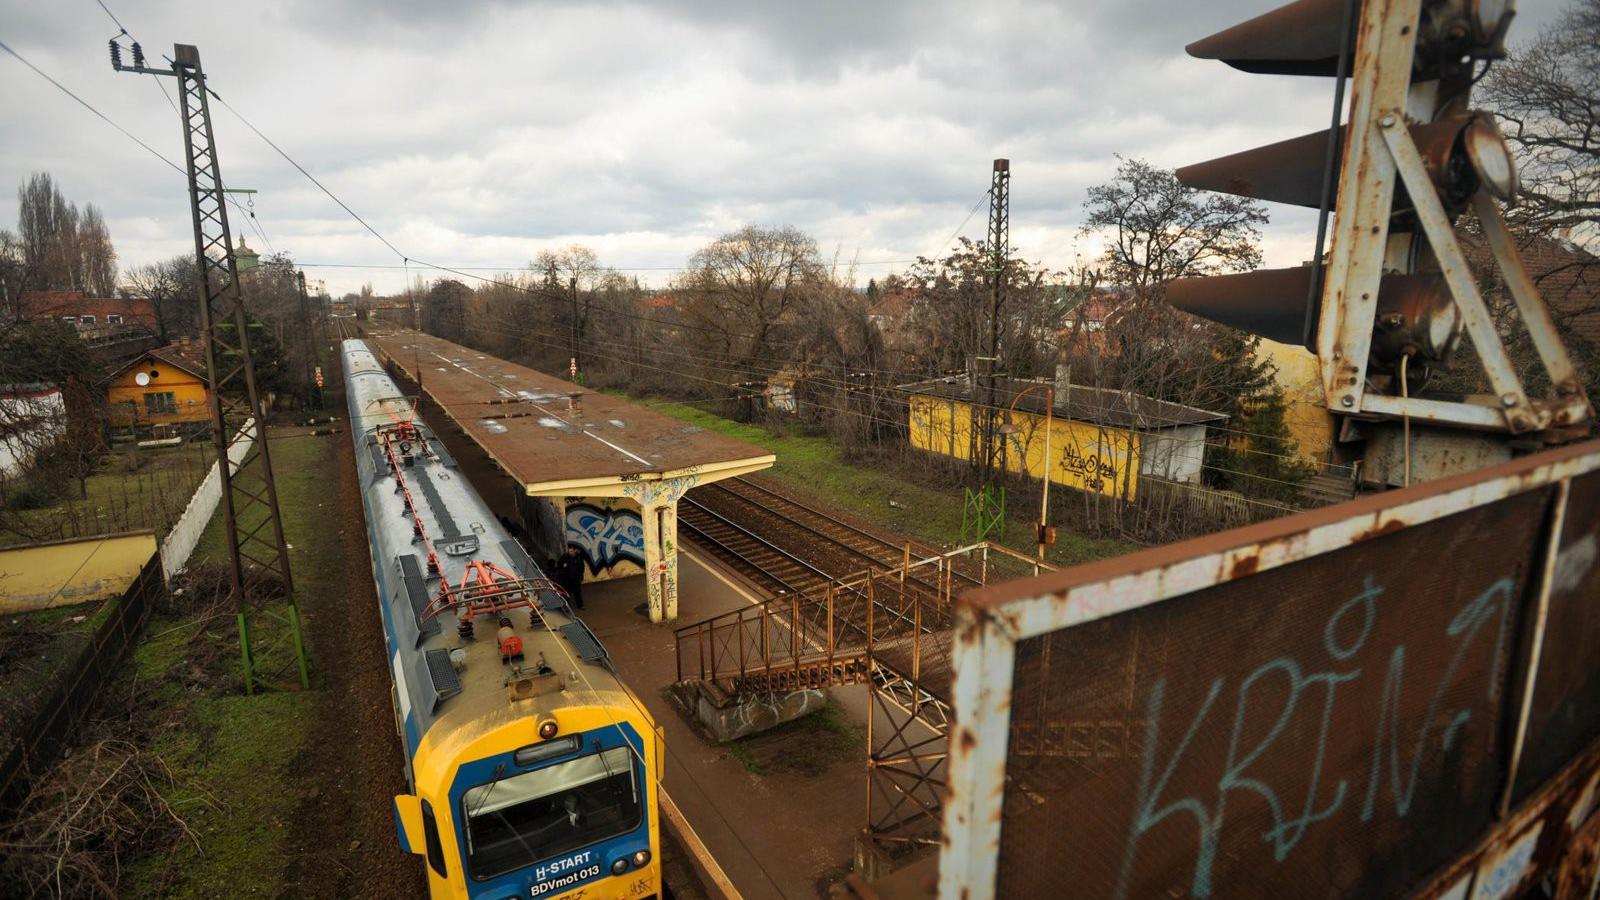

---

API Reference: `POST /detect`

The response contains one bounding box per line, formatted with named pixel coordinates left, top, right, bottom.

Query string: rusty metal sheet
left=1514, top=469, right=1600, bottom=803
left=366, top=330, right=773, bottom=491
left=994, top=488, right=1554, bottom=899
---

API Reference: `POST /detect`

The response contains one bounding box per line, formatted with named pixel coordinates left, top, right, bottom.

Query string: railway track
left=678, top=477, right=982, bottom=600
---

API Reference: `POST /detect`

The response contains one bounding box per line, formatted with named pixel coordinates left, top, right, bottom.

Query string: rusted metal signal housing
left=1187, top=0, right=1514, bottom=76
left=1167, top=0, right=1590, bottom=444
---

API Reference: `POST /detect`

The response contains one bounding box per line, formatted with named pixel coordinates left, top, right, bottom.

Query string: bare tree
left=1081, top=156, right=1267, bottom=292
left=125, top=255, right=196, bottom=342
left=1479, top=0, right=1599, bottom=254
left=77, top=205, right=117, bottom=297
left=675, top=225, right=824, bottom=406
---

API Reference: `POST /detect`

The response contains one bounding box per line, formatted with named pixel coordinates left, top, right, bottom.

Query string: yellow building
left=1256, top=338, right=1337, bottom=465
left=907, top=378, right=1226, bottom=503
left=106, top=341, right=212, bottom=435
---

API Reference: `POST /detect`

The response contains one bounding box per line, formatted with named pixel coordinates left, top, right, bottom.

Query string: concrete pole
left=639, top=498, right=680, bottom=623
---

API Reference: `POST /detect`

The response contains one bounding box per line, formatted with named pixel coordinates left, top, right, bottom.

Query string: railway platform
left=581, top=546, right=869, bottom=900
left=366, top=328, right=775, bottom=622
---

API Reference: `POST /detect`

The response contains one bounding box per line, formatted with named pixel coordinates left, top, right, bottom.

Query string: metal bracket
left=1380, top=120, right=1545, bottom=432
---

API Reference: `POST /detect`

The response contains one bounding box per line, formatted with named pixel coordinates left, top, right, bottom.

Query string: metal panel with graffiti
left=940, top=439, right=1600, bottom=900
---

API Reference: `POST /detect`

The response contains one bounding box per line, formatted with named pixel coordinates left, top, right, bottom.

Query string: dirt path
left=278, top=391, right=422, bottom=900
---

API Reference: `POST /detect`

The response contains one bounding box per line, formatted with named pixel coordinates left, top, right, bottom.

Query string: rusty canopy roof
left=368, top=330, right=775, bottom=496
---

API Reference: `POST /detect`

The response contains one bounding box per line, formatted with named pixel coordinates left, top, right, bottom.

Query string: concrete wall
left=1139, top=423, right=1209, bottom=483
left=0, top=530, right=158, bottom=613
left=159, top=418, right=256, bottom=580
left=1258, top=338, right=1336, bottom=464
left=909, top=394, right=1142, bottom=500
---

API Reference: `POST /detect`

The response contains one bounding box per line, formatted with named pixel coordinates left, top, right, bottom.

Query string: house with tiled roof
left=104, top=339, right=212, bottom=437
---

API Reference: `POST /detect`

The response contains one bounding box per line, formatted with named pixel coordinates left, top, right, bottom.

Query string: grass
left=0, top=442, right=213, bottom=549
left=724, top=698, right=864, bottom=777
left=0, top=600, right=107, bottom=752
left=631, top=398, right=1133, bottom=569
left=120, top=425, right=342, bottom=899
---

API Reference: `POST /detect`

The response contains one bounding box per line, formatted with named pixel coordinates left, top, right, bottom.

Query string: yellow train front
left=342, top=338, right=662, bottom=899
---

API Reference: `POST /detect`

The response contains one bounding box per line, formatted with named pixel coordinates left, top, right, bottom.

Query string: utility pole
left=296, top=271, right=319, bottom=409
left=983, top=158, right=1010, bottom=480
left=569, top=275, right=580, bottom=383
left=112, top=41, right=309, bottom=694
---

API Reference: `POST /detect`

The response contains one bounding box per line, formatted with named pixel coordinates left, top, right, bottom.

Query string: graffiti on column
left=564, top=503, right=646, bottom=575
left=620, top=473, right=696, bottom=621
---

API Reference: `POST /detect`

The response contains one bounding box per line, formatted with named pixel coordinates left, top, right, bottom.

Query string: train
left=341, top=338, right=663, bottom=900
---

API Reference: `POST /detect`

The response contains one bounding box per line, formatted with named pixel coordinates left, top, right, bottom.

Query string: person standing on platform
left=556, top=543, right=586, bottom=609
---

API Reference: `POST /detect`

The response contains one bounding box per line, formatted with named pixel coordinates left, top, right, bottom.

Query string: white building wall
left=0, top=389, right=66, bottom=478
left=1138, top=423, right=1209, bottom=483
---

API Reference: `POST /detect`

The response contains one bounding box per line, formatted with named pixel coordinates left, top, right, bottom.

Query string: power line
left=427, top=303, right=1336, bottom=478
left=428, top=297, right=1341, bottom=462
left=3, top=34, right=275, bottom=253
left=204, top=87, right=407, bottom=261
left=299, top=259, right=923, bottom=273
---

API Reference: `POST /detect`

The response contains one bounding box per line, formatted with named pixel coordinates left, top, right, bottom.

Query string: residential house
left=105, top=340, right=212, bottom=437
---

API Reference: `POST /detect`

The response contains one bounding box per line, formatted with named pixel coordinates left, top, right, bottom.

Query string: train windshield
left=461, top=745, right=641, bottom=880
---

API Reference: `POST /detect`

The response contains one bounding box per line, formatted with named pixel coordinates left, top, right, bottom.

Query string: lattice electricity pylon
left=978, top=159, right=1011, bottom=480
left=114, top=43, right=308, bottom=694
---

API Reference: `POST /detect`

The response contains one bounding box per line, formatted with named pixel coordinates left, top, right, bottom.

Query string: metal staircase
left=673, top=542, right=1054, bottom=855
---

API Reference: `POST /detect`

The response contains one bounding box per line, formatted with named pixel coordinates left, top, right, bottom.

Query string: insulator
left=131, top=42, right=144, bottom=67
left=411, top=521, right=423, bottom=542
left=457, top=617, right=474, bottom=640
left=426, top=557, right=440, bottom=578
left=109, top=41, right=121, bottom=70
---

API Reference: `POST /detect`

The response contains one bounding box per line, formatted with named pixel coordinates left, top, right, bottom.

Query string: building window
left=143, top=392, right=177, bottom=415
left=79, top=315, right=95, bottom=325
left=61, top=316, right=77, bottom=324
left=107, top=314, right=123, bottom=325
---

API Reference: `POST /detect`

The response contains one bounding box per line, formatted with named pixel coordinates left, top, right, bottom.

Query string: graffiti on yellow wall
left=908, top=394, right=1140, bottom=500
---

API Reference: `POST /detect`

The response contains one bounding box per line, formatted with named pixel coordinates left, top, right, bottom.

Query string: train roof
left=341, top=339, right=641, bottom=745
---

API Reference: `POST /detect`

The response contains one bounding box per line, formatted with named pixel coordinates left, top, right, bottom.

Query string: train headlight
left=631, top=849, right=652, bottom=869
left=538, top=718, right=559, bottom=740
left=611, top=857, right=631, bottom=876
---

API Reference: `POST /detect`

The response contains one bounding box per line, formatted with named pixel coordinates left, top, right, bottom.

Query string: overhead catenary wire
left=158, top=40, right=1332, bottom=485
left=1, top=35, right=275, bottom=253
left=432, top=299, right=1350, bottom=469
left=425, top=304, right=1332, bottom=496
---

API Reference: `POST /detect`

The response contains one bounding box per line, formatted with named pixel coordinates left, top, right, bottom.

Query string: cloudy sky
left=0, top=0, right=1568, bottom=295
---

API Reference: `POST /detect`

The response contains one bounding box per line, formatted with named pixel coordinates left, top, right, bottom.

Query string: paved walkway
left=581, top=551, right=867, bottom=900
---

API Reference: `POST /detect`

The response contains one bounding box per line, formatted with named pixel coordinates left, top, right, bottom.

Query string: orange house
left=106, top=341, right=212, bottom=434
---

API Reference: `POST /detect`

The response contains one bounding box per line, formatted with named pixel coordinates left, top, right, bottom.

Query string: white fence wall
left=159, top=418, right=255, bottom=580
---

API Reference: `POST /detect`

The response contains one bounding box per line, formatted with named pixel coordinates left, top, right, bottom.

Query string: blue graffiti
left=565, top=503, right=645, bottom=575
left=1114, top=575, right=1516, bottom=900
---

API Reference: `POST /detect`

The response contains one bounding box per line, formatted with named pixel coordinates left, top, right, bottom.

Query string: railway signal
left=1166, top=0, right=1591, bottom=483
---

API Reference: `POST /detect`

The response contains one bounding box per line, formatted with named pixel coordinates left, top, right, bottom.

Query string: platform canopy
left=369, top=330, right=774, bottom=497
